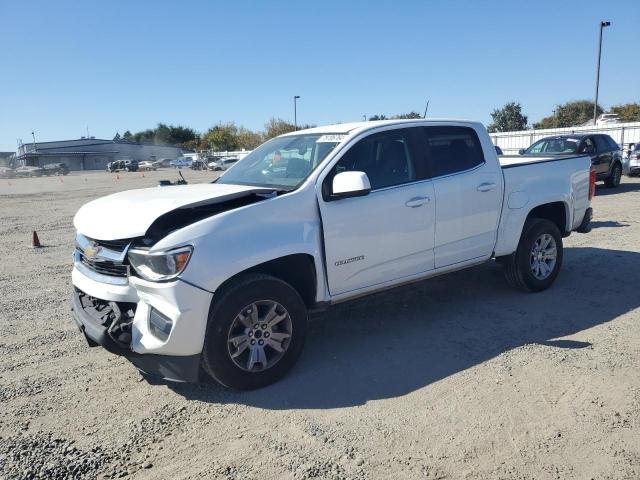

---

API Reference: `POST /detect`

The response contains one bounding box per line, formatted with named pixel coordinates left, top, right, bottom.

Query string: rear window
left=423, top=126, right=485, bottom=177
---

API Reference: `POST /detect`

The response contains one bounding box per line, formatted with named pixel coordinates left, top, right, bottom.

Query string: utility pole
left=293, top=95, right=301, bottom=130
left=423, top=100, right=430, bottom=118
left=593, top=20, right=611, bottom=125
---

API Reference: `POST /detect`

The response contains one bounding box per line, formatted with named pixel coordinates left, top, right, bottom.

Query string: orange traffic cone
left=32, top=231, right=42, bottom=248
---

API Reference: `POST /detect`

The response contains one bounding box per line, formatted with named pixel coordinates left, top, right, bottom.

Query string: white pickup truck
left=71, top=119, right=594, bottom=389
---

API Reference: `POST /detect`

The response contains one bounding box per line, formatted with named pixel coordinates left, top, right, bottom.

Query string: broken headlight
left=128, top=246, right=192, bottom=282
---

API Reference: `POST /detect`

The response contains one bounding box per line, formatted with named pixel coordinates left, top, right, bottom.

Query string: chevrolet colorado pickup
left=71, top=119, right=594, bottom=389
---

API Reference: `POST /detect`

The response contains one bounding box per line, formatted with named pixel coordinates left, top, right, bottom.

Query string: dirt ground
left=0, top=169, right=639, bottom=480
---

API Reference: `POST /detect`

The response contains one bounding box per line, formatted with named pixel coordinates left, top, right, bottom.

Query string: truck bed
left=499, top=154, right=583, bottom=169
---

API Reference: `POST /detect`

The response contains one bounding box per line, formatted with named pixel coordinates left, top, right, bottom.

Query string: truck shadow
left=595, top=181, right=640, bottom=196
left=169, top=246, right=640, bottom=410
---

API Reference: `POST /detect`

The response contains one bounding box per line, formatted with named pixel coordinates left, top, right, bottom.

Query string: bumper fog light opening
left=149, top=308, right=173, bottom=342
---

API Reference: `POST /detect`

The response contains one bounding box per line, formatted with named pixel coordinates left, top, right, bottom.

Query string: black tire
left=502, top=218, right=563, bottom=292
left=605, top=163, right=622, bottom=188
left=201, top=274, right=308, bottom=390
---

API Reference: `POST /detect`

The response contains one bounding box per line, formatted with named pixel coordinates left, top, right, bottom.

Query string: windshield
left=525, top=137, right=580, bottom=154
left=216, top=134, right=341, bottom=189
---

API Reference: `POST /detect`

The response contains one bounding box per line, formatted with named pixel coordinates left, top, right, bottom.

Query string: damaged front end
left=76, top=290, right=136, bottom=349
left=71, top=287, right=203, bottom=382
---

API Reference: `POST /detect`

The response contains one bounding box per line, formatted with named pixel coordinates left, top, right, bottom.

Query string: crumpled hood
left=74, top=183, right=273, bottom=240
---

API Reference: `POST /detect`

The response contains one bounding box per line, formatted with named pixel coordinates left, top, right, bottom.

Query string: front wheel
left=502, top=218, right=563, bottom=292
left=605, top=163, right=622, bottom=188
left=202, top=274, right=308, bottom=390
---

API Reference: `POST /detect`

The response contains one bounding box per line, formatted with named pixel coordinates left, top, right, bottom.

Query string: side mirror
left=331, top=171, right=371, bottom=199
left=518, top=149, right=525, bottom=155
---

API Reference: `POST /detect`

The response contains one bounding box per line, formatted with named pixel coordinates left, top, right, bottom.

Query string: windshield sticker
left=317, top=134, right=347, bottom=143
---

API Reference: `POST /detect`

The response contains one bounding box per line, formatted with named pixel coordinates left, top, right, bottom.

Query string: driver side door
left=317, top=128, right=436, bottom=296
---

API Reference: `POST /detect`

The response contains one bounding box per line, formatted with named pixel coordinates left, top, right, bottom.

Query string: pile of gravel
left=0, top=433, right=111, bottom=480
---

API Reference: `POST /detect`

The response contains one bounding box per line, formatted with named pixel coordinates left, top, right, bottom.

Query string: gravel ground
left=0, top=169, right=639, bottom=480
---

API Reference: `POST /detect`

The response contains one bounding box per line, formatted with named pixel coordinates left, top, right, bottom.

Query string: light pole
left=593, top=20, right=611, bottom=125
left=293, top=95, right=301, bottom=130
left=363, top=115, right=367, bottom=122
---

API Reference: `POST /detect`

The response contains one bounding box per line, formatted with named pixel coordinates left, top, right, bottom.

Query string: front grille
left=92, top=238, right=131, bottom=252
left=79, top=251, right=129, bottom=277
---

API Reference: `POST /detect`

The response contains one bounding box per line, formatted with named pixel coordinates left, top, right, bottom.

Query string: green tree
left=487, top=102, right=528, bottom=132
left=236, top=127, right=263, bottom=149
left=129, top=123, right=197, bottom=146
left=392, top=111, right=422, bottom=119
left=113, top=132, right=121, bottom=141
left=263, top=118, right=296, bottom=140
left=203, top=123, right=239, bottom=151
left=609, top=102, right=640, bottom=122
left=368, top=114, right=387, bottom=121
left=534, top=100, right=603, bottom=129
left=122, top=130, right=133, bottom=142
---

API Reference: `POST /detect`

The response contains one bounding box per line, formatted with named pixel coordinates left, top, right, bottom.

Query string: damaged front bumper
left=70, top=265, right=213, bottom=383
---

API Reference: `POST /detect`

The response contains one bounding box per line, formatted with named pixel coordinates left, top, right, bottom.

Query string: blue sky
left=1, top=0, right=638, bottom=151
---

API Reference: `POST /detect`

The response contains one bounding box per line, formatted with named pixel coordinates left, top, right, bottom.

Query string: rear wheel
left=202, top=274, right=308, bottom=390
left=502, top=218, right=563, bottom=292
left=605, top=163, right=622, bottom=188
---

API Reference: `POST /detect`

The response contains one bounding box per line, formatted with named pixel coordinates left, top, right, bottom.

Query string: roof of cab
left=280, top=119, right=483, bottom=138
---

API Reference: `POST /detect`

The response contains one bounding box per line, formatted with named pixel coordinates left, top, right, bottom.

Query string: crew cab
left=520, top=133, right=622, bottom=188
left=71, top=120, right=594, bottom=389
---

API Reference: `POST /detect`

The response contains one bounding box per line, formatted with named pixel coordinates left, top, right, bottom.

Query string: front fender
left=154, top=187, right=327, bottom=301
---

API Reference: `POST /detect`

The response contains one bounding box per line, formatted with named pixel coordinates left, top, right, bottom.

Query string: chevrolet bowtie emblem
left=83, top=243, right=102, bottom=258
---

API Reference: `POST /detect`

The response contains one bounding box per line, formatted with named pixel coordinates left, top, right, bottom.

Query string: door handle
left=405, top=196, right=430, bottom=208
left=477, top=182, right=497, bottom=192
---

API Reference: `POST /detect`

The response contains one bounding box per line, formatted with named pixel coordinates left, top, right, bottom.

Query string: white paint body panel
left=73, top=183, right=273, bottom=240
left=71, top=119, right=592, bottom=357
left=319, top=180, right=436, bottom=295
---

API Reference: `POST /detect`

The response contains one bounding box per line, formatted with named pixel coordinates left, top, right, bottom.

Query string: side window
left=594, top=136, right=610, bottom=153
left=331, top=130, right=418, bottom=190
left=423, top=126, right=485, bottom=177
left=606, top=136, right=619, bottom=151
left=578, top=137, right=595, bottom=154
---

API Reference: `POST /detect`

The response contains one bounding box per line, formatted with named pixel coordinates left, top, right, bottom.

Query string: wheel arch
left=211, top=254, right=319, bottom=309
left=525, top=201, right=570, bottom=236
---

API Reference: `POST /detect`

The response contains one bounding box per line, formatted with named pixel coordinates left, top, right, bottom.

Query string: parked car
left=170, top=157, right=193, bottom=169
left=157, top=158, right=173, bottom=168
left=624, top=143, right=640, bottom=177
left=42, top=162, right=70, bottom=176
left=208, top=157, right=239, bottom=171
left=107, top=160, right=139, bottom=172
left=138, top=161, right=158, bottom=171
left=71, top=119, right=594, bottom=389
left=14, top=166, right=45, bottom=177
left=520, top=133, right=623, bottom=188
left=0, top=167, right=15, bottom=178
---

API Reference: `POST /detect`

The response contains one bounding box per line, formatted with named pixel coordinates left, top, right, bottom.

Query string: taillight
left=589, top=166, right=596, bottom=200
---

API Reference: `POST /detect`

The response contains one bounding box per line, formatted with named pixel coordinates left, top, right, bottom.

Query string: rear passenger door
left=423, top=126, right=503, bottom=268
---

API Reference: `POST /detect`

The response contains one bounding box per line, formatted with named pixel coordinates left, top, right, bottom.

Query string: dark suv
left=521, top=133, right=623, bottom=188
left=106, top=159, right=138, bottom=172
